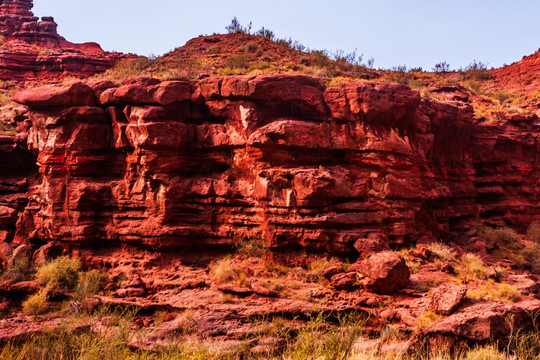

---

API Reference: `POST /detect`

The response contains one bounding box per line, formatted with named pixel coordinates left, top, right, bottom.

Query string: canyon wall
left=7, top=75, right=540, bottom=254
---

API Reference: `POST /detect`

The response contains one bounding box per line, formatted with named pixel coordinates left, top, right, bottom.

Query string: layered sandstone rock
left=0, top=0, right=122, bottom=80
left=0, top=0, right=62, bottom=47
left=10, top=75, right=540, bottom=254
left=0, top=135, right=36, bottom=242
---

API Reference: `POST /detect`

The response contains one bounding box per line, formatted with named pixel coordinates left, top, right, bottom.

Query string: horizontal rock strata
left=9, top=75, right=540, bottom=253
left=0, top=0, right=122, bottom=80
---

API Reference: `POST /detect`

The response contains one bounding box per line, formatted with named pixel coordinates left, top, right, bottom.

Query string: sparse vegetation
left=461, top=60, right=491, bottom=81
left=386, top=65, right=409, bottom=85
left=74, top=270, right=109, bottom=301
left=527, top=221, right=540, bottom=243
left=459, top=253, right=489, bottom=280
left=234, top=236, right=266, bottom=257
left=102, top=56, right=154, bottom=81
left=225, top=16, right=252, bottom=34
left=479, top=226, right=521, bottom=248
left=283, top=312, right=365, bottom=360
left=22, top=289, right=49, bottom=316
left=491, top=92, right=514, bottom=103
left=1, top=253, right=33, bottom=282
left=209, top=256, right=245, bottom=283
left=468, top=281, right=521, bottom=303
left=224, top=54, right=249, bottom=69
left=427, top=242, right=457, bottom=262
left=36, top=256, right=81, bottom=291
left=433, top=61, right=451, bottom=73
left=416, top=310, right=443, bottom=329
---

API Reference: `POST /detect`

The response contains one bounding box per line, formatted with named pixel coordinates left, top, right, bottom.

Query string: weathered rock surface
left=0, top=136, right=35, bottom=245
left=427, top=300, right=540, bottom=341
left=0, top=0, right=122, bottom=80
left=0, top=0, right=62, bottom=47
left=356, top=252, right=410, bottom=294
left=429, top=284, right=467, bottom=316
left=7, top=74, right=539, bottom=253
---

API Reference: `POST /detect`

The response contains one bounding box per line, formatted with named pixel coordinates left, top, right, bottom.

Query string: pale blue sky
left=33, top=0, right=540, bottom=70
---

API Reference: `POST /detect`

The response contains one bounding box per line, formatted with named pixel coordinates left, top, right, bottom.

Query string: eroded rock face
left=0, top=135, right=36, bottom=243
left=427, top=300, right=540, bottom=341
left=0, top=0, right=61, bottom=47
left=0, top=0, right=122, bottom=80
left=10, top=75, right=540, bottom=253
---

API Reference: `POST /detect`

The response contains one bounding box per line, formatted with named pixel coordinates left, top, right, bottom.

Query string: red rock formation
left=0, top=0, right=123, bottom=80
left=10, top=75, right=540, bottom=254
left=0, top=0, right=62, bottom=47
left=0, top=135, right=36, bottom=243
left=487, top=50, right=540, bottom=95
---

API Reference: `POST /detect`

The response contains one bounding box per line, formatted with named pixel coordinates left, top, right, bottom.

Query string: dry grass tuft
left=22, top=289, right=49, bottom=316
left=468, top=281, right=521, bottom=303
left=427, top=242, right=457, bottom=262
left=209, top=256, right=244, bottom=283
left=459, top=253, right=489, bottom=280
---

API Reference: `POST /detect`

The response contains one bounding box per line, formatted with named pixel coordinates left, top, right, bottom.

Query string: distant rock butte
left=0, top=0, right=122, bottom=80
left=0, top=0, right=61, bottom=46
left=5, top=75, right=538, bottom=253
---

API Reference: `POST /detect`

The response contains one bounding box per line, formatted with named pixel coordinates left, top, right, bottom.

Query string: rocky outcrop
left=0, top=50, right=119, bottom=81
left=0, top=0, right=122, bottom=80
left=9, top=75, right=540, bottom=254
left=427, top=300, right=540, bottom=342
left=0, top=135, right=36, bottom=243
left=487, top=50, right=540, bottom=96
left=0, top=0, right=62, bottom=47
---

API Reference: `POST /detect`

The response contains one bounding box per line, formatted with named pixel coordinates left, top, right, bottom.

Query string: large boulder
left=13, top=82, right=95, bottom=107
left=428, top=300, right=540, bottom=341
left=357, top=252, right=410, bottom=294
left=429, top=283, right=467, bottom=316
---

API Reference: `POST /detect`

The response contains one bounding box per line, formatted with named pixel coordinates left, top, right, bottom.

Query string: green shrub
left=255, top=27, right=275, bottom=40
left=479, top=226, right=521, bottom=247
left=462, top=60, right=491, bottom=81
left=1, top=254, right=32, bottom=282
left=433, top=61, right=450, bottom=73
left=36, top=256, right=81, bottom=291
left=22, top=289, right=49, bottom=316
left=492, top=92, right=512, bottom=103
left=460, top=253, right=489, bottom=280
left=468, top=281, right=521, bottom=303
left=224, top=54, right=249, bottom=69
left=284, top=313, right=364, bottom=360
left=245, top=41, right=259, bottom=53
left=234, top=236, right=266, bottom=257
left=527, top=221, right=540, bottom=243
left=75, top=270, right=109, bottom=300
left=518, top=243, right=540, bottom=273
left=103, top=56, right=154, bottom=82
left=225, top=16, right=251, bottom=34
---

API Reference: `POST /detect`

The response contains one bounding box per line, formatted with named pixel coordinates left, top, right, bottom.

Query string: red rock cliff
left=0, top=0, right=122, bottom=80
left=9, top=75, right=540, bottom=254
